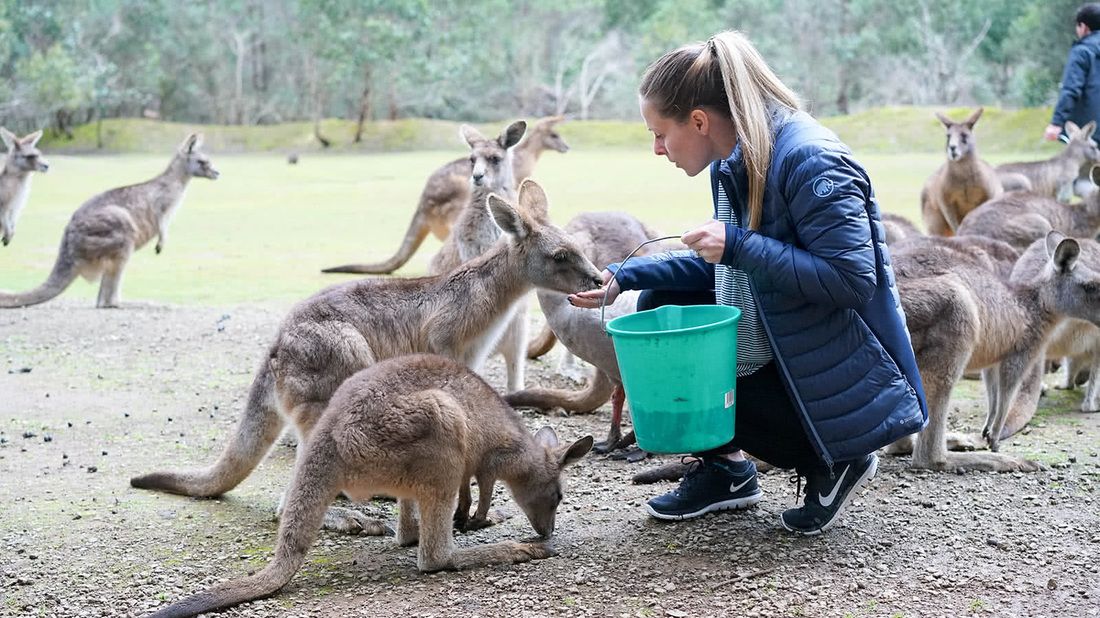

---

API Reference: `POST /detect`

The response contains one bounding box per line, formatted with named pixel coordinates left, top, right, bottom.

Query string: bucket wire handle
left=600, top=235, right=683, bottom=331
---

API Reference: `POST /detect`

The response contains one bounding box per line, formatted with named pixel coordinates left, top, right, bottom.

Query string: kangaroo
left=880, top=212, right=922, bottom=245
left=321, top=116, right=569, bottom=275
left=895, top=232, right=1100, bottom=471
left=0, top=134, right=218, bottom=308
left=130, top=180, right=603, bottom=534
left=142, top=354, right=593, bottom=618
left=0, top=128, right=49, bottom=246
left=508, top=211, right=670, bottom=457
left=427, top=120, right=532, bottom=393
left=996, top=121, right=1100, bottom=202
left=920, top=107, right=1003, bottom=236
left=956, top=167, right=1100, bottom=252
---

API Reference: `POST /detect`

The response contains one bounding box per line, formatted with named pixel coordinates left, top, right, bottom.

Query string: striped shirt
left=714, top=180, right=774, bottom=377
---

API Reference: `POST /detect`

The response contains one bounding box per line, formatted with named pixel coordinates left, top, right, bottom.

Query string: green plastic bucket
left=606, top=304, right=740, bottom=454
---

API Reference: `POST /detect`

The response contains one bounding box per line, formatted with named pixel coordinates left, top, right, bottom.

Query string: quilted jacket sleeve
left=721, top=147, right=877, bottom=309
left=1053, top=44, right=1092, bottom=126
left=606, top=250, right=715, bottom=291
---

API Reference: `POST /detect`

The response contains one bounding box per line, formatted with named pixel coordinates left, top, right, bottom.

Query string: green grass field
left=0, top=147, right=1046, bottom=306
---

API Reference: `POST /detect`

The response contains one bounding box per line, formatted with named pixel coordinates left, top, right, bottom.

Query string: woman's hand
left=681, top=220, right=727, bottom=263
left=568, top=270, right=620, bottom=309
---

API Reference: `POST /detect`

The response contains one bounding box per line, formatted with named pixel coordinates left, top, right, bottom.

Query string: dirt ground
left=1, top=300, right=1099, bottom=618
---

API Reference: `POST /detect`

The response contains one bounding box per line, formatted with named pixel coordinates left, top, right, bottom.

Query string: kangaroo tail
left=131, top=360, right=284, bottom=497
left=504, top=368, right=613, bottom=414
left=525, top=322, right=557, bottom=359
left=145, top=435, right=342, bottom=618
left=0, top=243, right=78, bottom=308
left=321, top=205, right=432, bottom=274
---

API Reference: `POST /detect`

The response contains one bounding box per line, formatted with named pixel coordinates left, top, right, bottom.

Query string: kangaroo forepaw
left=322, top=506, right=390, bottom=536
left=462, top=509, right=511, bottom=532
left=946, top=432, right=985, bottom=452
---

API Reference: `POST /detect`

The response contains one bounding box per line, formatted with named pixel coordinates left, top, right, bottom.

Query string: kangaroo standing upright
left=321, top=116, right=568, bottom=275
left=0, top=133, right=218, bottom=308
left=920, top=108, right=1002, bottom=236
left=0, top=127, right=49, bottom=246
left=131, top=180, right=602, bottom=534
left=142, top=354, right=593, bottom=618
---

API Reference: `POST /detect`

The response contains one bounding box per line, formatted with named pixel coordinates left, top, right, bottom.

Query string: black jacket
left=1052, top=31, right=1100, bottom=131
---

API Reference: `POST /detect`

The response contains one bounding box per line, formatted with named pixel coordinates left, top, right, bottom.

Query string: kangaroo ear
left=517, top=179, right=549, bottom=224
left=534, top=426, right=559, bottom=449
left=499, top=120, right=526, bottom=149
left=179, top=133, right=202, bottom=154
left=1083, top=121, right=1097, bottom=141
left=964, top=107, right=983, bottom=128
left=543, top=115, right=565, bottom=126
left=934, top=112, right=953, bottom=129
left=20, top=130, right=43, bottom=148
left=488, top=194, right=530, bottom=238
left=557, top=435, right=594, bottom=468
left=1047, top=231, right=1080, bottom=273
left=460, top=124, right=485, bottom=148
left=1065, top=121, right=1081, bottom=136
left=0, top=127, right=15, bottom=151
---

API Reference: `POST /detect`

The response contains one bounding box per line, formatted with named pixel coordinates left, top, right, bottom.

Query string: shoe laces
left=677, top=455, right=706, bottom=493
left=788, top=472, right=804, bottom=504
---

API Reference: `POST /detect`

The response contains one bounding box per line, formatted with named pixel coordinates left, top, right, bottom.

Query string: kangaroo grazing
left=895, top=231, right=1100, bottom=471
left=0, top=127, right=49, bottom=246
left=996, top=121, right=1100, bottom=201
left=321, top=116, right=569, bottom=275
left=130, top=180, right=602, bottom=534
left=142, top=354, right=593, bottom=618
left=920, top=108, right=1003, bottom=236
left=0, top=133, right=217, bottom=308
left=956, top=167, right=1100, bottom=252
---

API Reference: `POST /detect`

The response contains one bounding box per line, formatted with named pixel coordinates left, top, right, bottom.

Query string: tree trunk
left=353, top=65, right=373, bottom=143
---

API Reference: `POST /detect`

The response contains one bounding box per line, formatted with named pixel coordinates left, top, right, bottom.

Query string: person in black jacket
left=1045, top=3, right=1100, bottom=143
left=570, top=31, right=925, bottom=535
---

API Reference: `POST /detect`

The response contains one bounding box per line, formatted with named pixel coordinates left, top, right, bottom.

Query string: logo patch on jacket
left=812, top=176, right=835, bottom=198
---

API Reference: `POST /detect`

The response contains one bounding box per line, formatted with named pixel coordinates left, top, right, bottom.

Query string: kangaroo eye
left=1085, top=283, right=1100, bottom=295
left=553, top=251, right=568, bottom=263
left=489, top=155, right=501, bottom=165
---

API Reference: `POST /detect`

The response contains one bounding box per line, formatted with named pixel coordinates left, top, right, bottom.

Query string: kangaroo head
left=526, top=116, right=570, bottom=154
left=1, top=128, right=48, bottom=173
left=460, top=120, right=525, bottom=190
left=177, top=133, right=220, bottom=180
left=510, top=425, right=593, bottom=538
left=1065, top=120, right=1100, bottom=163
left=1040, top=231, right=1100, bottom=326
left=935, top=107, right=982, bottom=162
left=487, top=180, right=603, bottom=294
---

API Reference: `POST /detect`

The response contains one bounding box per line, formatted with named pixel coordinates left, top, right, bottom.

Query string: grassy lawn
left=0, top=148, right=1045, bottom=306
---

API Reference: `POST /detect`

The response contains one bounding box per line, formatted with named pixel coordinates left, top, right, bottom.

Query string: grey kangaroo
left=322, top=116, right=568, bottom=275
left=130, top=180, right=602, bottom=533
left=956, top=166, right=1100, bottom=252
left=0, top=133, right=218, bottom=308
left=920, top=107, right=1002, bottom=236
left=896, top=232, right=1100, bottom=471
left=996, top=121, right=1099, bottom=201
left=142, top=354, right=592, bottom=618
left=0, top=127, right=49, bottom=246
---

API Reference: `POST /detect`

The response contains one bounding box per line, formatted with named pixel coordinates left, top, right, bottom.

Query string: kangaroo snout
left=37, top=161, right=49, bottom=172
left=205, top=168, right=221, bottom=180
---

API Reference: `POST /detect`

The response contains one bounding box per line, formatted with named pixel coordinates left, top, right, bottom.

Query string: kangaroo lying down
left=143, top=354, right=593, bottom=618
left=131, top=180, right=602, bottom=534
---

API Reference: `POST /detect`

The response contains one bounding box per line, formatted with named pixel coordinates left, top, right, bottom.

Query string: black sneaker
left=780, top=453, right=878, bottom=535
left=645, top=456, right=762, bottom=521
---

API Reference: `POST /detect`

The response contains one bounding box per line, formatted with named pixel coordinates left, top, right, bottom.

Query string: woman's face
left=640, top=97, right=714, bottom=177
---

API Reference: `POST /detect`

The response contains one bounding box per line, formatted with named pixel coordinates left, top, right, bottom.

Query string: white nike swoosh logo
left=818, top=466, right=849, bottom=508
left=729, top=478, right=753, bottom=493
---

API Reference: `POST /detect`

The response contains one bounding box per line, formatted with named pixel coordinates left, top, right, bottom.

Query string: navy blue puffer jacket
left=1052, top=31, right=1100, bottom=132
left=609, top=109, right=928, bottom=467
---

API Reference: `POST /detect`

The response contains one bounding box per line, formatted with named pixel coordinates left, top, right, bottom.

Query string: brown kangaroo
left=130, top=180, right=602, bottom=533
left=895, top=232, right=1100, bottom=471
left=920, top=108, right=1003, bottom=236
left=996, top=121, right=1100, bottom=201
left=321, top=116, right=569, bottom=275
left=142, top=354, right=592, bottom=618
left=0, top=127, right=50, bottom=246
left=0, top=134, right=218, bottom=308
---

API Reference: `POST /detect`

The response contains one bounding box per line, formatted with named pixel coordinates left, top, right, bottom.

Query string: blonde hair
left=639, top=31, right=801, bottom=230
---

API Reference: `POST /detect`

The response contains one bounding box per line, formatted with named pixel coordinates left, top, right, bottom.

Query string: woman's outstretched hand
left=568, top=269, right=620, bottom=309
left=681, top=220, right=727, bottom=263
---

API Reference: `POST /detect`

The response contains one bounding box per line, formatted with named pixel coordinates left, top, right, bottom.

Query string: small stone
left=87, top=466, right=98, bottom=473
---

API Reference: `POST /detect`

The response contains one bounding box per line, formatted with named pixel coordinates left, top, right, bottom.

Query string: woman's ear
left=690, top=108, right=710, bottom=135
